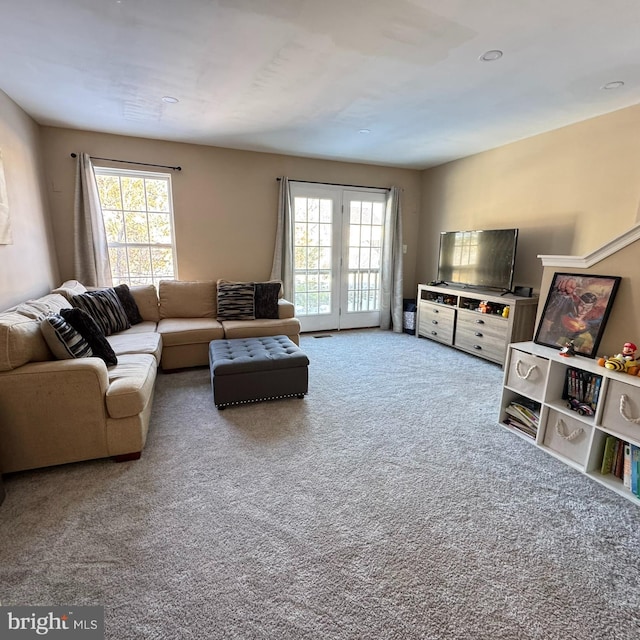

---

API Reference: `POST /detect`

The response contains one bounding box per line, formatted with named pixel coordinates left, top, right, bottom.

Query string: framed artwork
left=534, top=272, right=621, bottom=358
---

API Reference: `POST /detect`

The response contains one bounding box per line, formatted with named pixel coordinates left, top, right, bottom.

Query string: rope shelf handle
left=515, top=360, right=537, bottom=380
left=619, top=394, right=640, bottom=424
left=555, top=418, right=584, bottom=441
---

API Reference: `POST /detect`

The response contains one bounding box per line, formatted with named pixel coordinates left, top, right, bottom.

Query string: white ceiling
left=2, top=0, right=640, bottom=169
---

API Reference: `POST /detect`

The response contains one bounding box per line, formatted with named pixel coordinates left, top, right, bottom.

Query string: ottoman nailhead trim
left=216, top=391, right=307, bottom=409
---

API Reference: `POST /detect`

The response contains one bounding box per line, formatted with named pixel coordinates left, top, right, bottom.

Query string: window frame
left=93, top=166, right=178, bottom=287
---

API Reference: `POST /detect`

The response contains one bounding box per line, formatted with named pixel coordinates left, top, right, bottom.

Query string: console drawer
left=456, top=309, right=506, bottom=340
left=454, top=326, right=505, bottom=363
left=418, top=302, right=455, bottom=345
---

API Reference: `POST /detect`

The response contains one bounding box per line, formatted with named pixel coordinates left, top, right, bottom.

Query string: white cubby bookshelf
left=499, top=341, right=640, bottom=505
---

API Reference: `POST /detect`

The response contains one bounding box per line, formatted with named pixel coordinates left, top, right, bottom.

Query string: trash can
left=403, top=298, right=417, bottom=335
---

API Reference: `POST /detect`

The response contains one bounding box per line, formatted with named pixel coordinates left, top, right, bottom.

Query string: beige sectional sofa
left=0, top=279, right=300, bottom=473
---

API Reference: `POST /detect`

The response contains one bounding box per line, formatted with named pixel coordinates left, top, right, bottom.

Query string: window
left=94, top=167, right=177, bottom=287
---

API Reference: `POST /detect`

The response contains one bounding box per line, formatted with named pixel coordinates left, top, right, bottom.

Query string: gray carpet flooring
left=1, top=329, right=639, bottom=639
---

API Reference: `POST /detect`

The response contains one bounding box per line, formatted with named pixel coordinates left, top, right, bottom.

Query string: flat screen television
left=436, top=228, right=518, bottom=292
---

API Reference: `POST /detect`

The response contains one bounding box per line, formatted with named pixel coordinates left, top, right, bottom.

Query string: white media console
left=416, top=284, right=539, bottom=366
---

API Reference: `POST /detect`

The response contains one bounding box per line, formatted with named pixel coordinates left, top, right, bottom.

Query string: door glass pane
left=293, top=196, right=333, bottom=317
left=346, top=197, right=384, bottom=313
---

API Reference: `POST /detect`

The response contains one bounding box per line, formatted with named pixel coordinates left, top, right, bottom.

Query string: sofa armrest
left=278, top=299, right=296, bottom=320
left=0, top=357, right=109, bottom=388
left=0, top=358, right=111, bottom=473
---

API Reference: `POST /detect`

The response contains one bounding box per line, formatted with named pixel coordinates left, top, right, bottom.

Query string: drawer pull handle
left=475, top=319, right=485, bottom=324
left=514, top=360, right=537, bottom=380
left=432, top=309, right=439, bottom=313
left=473, top=345, right=482, bottom=350
left=431, top=320, right=438, bottom=325
left=475, top=332, right=483, bottom=337
left=430, top=331, right=438, bottom=336
left=619, top=394, right=640, bottom=424
left=555, top=418, right=583, bottom=441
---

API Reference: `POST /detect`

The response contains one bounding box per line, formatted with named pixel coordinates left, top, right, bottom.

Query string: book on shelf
left=563, top=367, right=602, bottom=410
left=631, top=445, right=640, bottom=498
left=601, top=440, right=640, bottom=498
left=506, top=398, right=540, bottom=424
left=503, top=397, right=540, bottom=439
left=503, top=417, right=537, bottom=439
left=623, top=443, right=632, bottom=490
left=601, top=435, right=617, bottom=475
left=614, top=439, right=625, bottom=479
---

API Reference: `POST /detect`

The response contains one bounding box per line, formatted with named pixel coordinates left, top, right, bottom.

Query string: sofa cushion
left=71, top=289, right=131, bottom=336
left=107, top=331, right=162, bottom=365
left=157, top=318, right=225, bottom=347
left=0, top=313, right=47, bottom=371
left=221, top=317, right=302, bottom=342
left=40, top=314, right=94, bottom=360
left=15, top=293, right=72, bottom=320
left=277, top=298, right=296, bottom=320
left=105, top=354, right=157, bottom=419
left=60, top=308, right=118, bottom=366
left=0, top=295, right=73, bottom=371
left=254, top=282, right=281, bottom=319
left=129, top=285, right=160, bottom=323
left=159, top=280, right=216, bottom=319
left=216, top=280, right=255, bottom=320
left=51, top=280, right=87, bottom=302
left=113, top=284, right=143, bottom=325
left=116, top=320, right=157, bottom=335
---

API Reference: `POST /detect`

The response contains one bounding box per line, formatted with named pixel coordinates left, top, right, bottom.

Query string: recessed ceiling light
left=602, top=81, right=624, bottom=90
left=359, top=129, right=371, bottom=134
left=161, top=96, right=179, bottom=104
left=479, top=50, right=503, bottom=62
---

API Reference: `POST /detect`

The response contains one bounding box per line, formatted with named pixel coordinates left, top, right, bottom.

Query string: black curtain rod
left=277, top=177, right=389, bottom=191
left=70, top=152, right=181, bottom=171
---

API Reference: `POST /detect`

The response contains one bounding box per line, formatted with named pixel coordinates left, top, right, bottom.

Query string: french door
left=290, top=182, right=387, bottom=332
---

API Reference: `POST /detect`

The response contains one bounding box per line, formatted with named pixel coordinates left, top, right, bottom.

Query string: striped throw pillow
left=60, top=308, right=118, bottom=366
left=40, top=314, right=94, bottom=360
left=216, top=281, right=256, bottom=320
left=71, top=288, right=131, bottom=336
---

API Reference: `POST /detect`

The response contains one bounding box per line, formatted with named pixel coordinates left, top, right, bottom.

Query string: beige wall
left=418, top=104, right=640, bottom=293
left=0, top=91, right=59, bottom=311
left=40, top=127, right=422, bottom=298
left=4, top=92, right=639, bottom=337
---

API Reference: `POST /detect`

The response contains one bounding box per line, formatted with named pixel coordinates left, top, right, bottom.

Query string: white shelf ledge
left=538, top=222, right=640, bottom=268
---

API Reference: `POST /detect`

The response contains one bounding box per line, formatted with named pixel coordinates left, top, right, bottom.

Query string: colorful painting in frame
left=534, top=272, right=621, bottom=358
left=0, top=148, right=11, bottom=245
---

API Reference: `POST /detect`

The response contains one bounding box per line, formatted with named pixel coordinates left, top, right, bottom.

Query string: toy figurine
left=559, top=340, right=576, bottom=357
left=622, top=342, right=637, bottom=360
left=598, top=342, right=640, bottom=374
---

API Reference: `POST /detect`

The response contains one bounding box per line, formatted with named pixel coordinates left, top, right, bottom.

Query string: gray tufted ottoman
left=209, top=335, right=309, bottom=409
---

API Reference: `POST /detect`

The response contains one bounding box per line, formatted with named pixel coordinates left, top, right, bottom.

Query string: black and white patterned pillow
left=71, top=288, right=130, bottom=336
left=216, top=282, right=256, bottom=320
left=60, top=308, right=118, bottom=366
left=40, top=314, right=93, bottom=360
